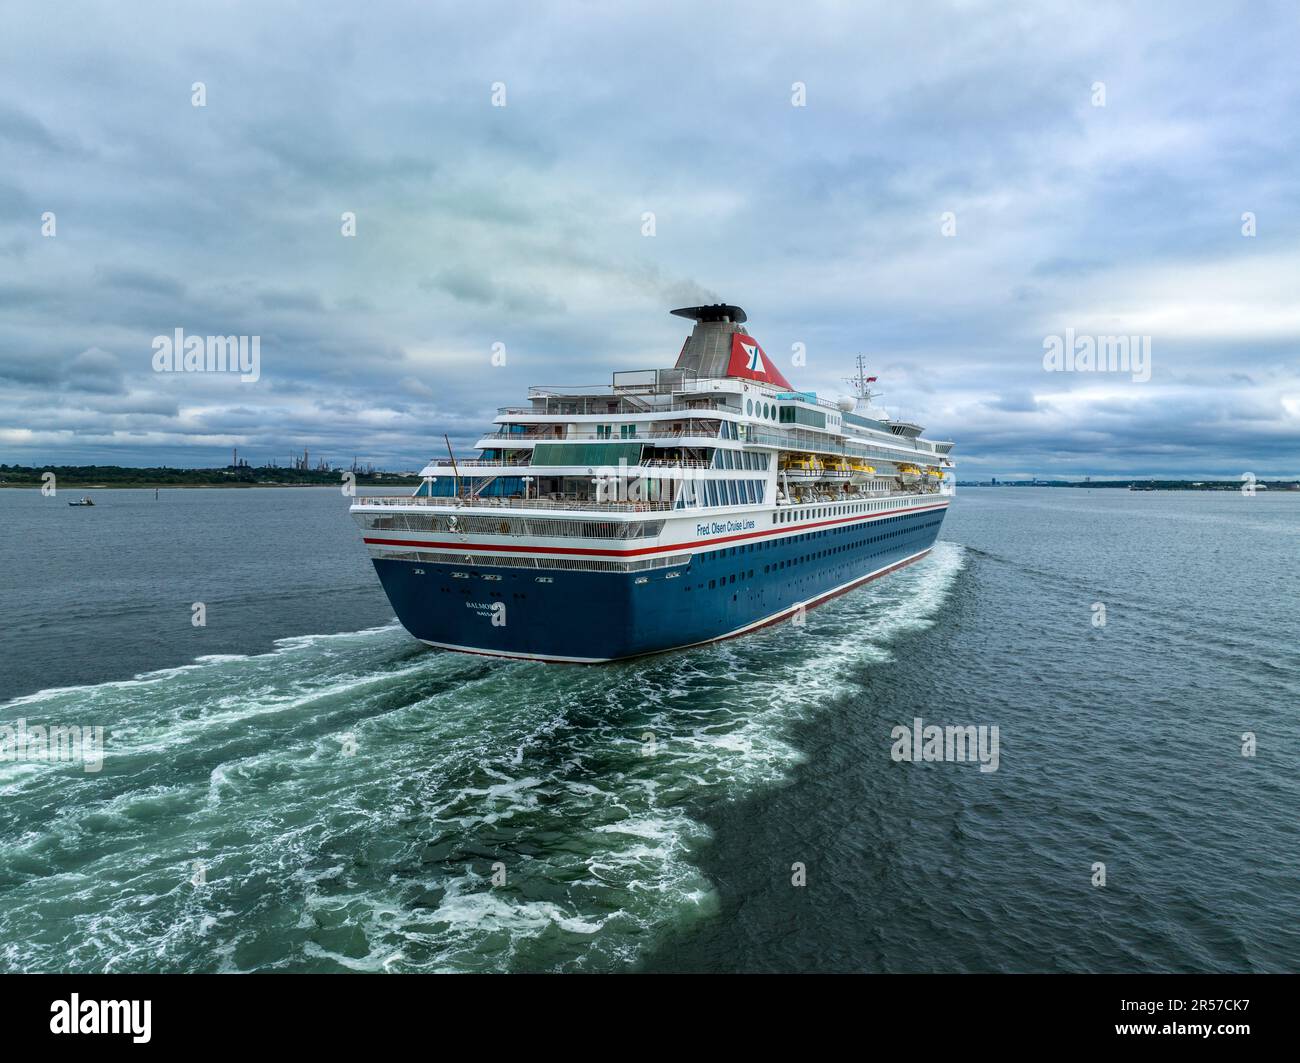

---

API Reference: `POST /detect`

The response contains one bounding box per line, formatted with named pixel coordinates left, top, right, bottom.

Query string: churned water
left=0, top=487, right=1296, bottom=971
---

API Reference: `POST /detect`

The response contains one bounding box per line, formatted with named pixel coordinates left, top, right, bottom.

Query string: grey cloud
left=0, top=3, right=1297, bottom=476
left=419, top=269, right=565, bottom=315
left=986, top=391, right=1045, bottom=413
left=0, top=103, right=62, bottom=152
left=66, top=347, right=126, bottom=394
left=258, top=289, right=327, bottom=313
left=95, top=267, right=187, bottom=299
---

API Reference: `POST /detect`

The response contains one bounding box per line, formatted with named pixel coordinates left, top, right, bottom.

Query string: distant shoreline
left=0, top=464, right=423, bottom=491
left=0, top=481, right=423, bottom=490
left=958, top=480, right=1300, bottom=491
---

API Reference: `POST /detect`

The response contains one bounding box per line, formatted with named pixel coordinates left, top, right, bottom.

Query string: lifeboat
left=779, top=454, right=822, bottom=480
left=848, top=459, right=876, bottom=483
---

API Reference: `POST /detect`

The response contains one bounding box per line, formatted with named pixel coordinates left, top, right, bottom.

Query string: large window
left=532, top=442, right=645, bottom=466
left=779, top=405, right=827, bottom=429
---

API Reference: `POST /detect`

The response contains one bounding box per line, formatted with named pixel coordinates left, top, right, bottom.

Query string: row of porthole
left=692, top=516, right=942, bottom=570
left=745, top=398, right=780, bottom=421
left=685, top=522, right=940, bottom=592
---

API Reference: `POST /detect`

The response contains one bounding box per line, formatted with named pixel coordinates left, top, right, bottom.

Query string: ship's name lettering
left=696, top=519, right=756, bottom=537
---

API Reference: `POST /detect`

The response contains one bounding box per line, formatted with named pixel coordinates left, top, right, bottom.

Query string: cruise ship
left=351, top=304, right=955, bottom=662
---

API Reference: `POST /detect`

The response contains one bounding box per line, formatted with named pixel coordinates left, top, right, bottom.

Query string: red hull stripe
left=363, top=501, right=949, bottom=559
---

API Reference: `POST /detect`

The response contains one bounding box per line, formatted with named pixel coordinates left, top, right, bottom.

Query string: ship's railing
left=779, top=468, right=853, bottom=479
left=432, top=457, right=713, bottom=471
left=356, top=487, right=947, bottom=516
left=480, top=426, right=724, bottom=443
left=747, top=426, right=930, bottom=464
left=355, top=496, right=676, bottom=512
left=478, top=429, right=566, bottom=440
left=357, top=511, right=666, bottom=540
left=431, top=458, right=531, bottom=468
left=484, top=429, right=715, bottom=440
left=497, top=398, right=728, bottom=417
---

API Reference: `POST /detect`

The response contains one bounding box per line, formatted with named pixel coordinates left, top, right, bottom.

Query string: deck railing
left=431, top=458, right=531, bottom=468
left=481, top=426, right=721, bottom=442
left=355, top=486, right=945, bottom=514
left=355, top=496, right=676, bottom=512
left=497, top=398, right=727, bottom=416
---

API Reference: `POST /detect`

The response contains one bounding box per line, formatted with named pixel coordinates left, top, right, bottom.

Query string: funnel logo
left=727, top=334, right=792, bottom=389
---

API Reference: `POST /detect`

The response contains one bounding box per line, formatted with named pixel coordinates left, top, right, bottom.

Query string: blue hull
left=371, top=505, right=947, bottom=662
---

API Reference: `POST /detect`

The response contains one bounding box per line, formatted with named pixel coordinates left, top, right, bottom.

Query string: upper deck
left=359, top=303, right=955, bottom=516
left=483, top=375, right=953, bottom=463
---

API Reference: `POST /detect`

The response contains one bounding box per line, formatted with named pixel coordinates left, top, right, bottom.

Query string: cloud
left=0, top=103, right=62, bottom=152
left=0, top=2, right=1297, bottom=476
left=66, top=347, right=126, bottom=394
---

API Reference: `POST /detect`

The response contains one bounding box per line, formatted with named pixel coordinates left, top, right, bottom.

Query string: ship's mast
left=844, top=354, right=881, bottom=408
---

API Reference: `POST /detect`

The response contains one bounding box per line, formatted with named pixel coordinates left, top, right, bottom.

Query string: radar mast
left=844, top=354, right=881, bottom=408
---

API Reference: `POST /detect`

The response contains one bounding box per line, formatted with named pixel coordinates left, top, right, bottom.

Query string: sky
left=2, top=0, right=1298, bottom=479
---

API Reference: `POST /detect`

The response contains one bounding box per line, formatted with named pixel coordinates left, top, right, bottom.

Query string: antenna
left=843, top=354, right=882, bottom=406
left=444, top=434, right=462, bottom=499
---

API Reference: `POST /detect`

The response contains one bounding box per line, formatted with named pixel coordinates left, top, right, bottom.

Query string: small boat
left=68, top=496, right=95, bottom=507
left=779, top=454, right=822, bottom=480
left=848, top=460, right=876, bottom=483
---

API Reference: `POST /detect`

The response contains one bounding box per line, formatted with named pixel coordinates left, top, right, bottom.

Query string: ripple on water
left=0, top=545, right=967, bottom=972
